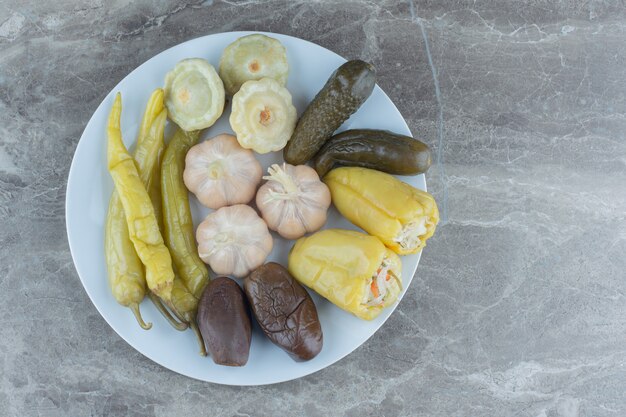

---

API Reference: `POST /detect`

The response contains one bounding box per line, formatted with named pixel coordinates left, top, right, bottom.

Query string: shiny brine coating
left=197, top=277, right=252, bottom=366
left=196, top=204, right=273, bottom=278
left=183, top=134, right=262, bottom=209
left=161, top=128, right=209, bottom=299
left=219, top=34, right=289, bottom=96
left=324, top=167, right=439, bottom=255
left=256, top=163, right=330, bottom=240
left=230, top=78, right=297, bottom=154
left=244, top=263, right=323, bottom=361
left=164, top=58, right=225, bottom=131
left=106, top=93, right=174, bottom=301
left=288, top=229, right=402, bottom=320
left=283, top=60, right=376, bottom=165
left=313, top=129, right=432, bottom=178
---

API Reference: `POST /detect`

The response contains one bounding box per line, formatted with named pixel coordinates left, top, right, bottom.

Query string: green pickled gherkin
left=283, top=60, right=376, bottom=165
left=313, top=129, right=432, bottom=177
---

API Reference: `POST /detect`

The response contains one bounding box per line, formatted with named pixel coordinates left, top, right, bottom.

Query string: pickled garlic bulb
left=183, top=134, right=262, bottom=209
left=196, top=205, right=273, bottom=278
left=256, top=163, right=331, bottom=240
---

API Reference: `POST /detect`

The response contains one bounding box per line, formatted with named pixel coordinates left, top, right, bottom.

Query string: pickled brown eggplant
left=196, top=277, right=252, bottom=366
left=244, top=262, right=323, bottom=361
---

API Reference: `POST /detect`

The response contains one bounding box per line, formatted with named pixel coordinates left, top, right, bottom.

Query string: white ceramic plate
left=66, top=31, right=426, bottom=385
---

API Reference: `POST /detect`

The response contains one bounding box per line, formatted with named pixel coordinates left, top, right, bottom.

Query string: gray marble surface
left=1, top=0, right=625, bottom=416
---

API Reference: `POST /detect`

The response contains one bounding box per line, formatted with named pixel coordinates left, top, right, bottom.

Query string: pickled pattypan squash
left=183, top=134, right=262, bottom=209
left=196, top=205, right=273, bottom=278
left=164, top=58, right=225, bottom=131
left=229, top=78, right=297, bottom=154
left=219, top=34, right=288, bottom=96
left=256, top=163, right=331, bottom=240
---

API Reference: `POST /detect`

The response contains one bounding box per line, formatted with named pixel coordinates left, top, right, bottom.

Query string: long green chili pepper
left=161, top=128, right=209, bottom=298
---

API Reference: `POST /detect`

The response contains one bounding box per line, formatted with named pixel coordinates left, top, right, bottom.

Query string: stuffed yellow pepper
left=324, top=167, right=439, bottom=255
left=288, top=229, right=402, bottom=320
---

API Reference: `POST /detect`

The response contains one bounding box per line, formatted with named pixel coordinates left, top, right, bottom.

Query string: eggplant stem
left=129, top=303, right=152, bottom=330
left=149, top=292, right=188, bottom=331
left=188, top=319, right=207, bottom=357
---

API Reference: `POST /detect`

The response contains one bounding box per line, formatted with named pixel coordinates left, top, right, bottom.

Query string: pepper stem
left=129, top=303, right=152, bottom=330
left=148, top=292, right=188, bottom=331
left=188, top=319, right=207, bottom=357
left=170, top=306, right=206, bottom=357
left=164, top=300, right=187, bottom=324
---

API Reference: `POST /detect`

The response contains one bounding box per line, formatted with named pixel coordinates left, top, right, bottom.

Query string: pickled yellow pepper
left=107, top=92, right=174, bottom=301
left=324, top=167, right=439, bottom=255
left=288, top=229, right=402, bottom=320
left=105, top=89, right=166, bottom=329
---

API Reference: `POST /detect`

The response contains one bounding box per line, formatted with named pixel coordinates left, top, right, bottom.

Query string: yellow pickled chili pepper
left=288, top=229, right=402, bottom=321
left=105, top=195, right=149, bottom=328
left=138, top=103, right=196, bottom=331
left=107, top=92, right=174, bottom=301
left=105, top=89, right=165, bottom=330
left=324, top=167, right=439, bottom=255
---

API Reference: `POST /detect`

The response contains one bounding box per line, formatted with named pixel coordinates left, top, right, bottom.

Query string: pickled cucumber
left=283, top=60, right=376, bottom=165
left=313, top=129, right=432, bottom=177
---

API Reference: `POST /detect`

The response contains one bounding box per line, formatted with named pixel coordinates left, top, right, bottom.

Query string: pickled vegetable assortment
left=219, top=34, right=288, bottom=96
left=102, top=33, right=439, bottom=367
left=230, top=77, right=297, bottom=153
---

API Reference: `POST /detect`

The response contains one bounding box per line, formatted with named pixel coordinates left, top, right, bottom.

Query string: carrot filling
left=363, top=259, right=400, bottom=308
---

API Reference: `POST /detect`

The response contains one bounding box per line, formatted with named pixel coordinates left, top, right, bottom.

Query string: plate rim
left=65, top=30, right=425, bottom=386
